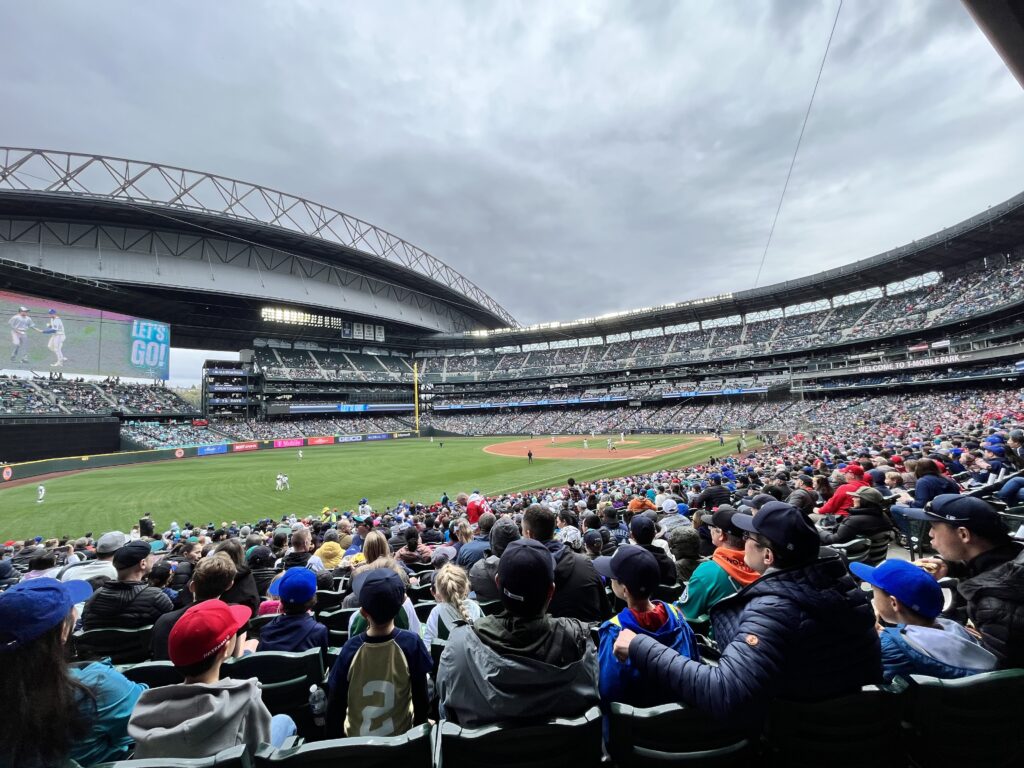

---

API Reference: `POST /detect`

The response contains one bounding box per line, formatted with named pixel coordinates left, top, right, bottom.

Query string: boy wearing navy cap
left=850, top=559, right=995, bottom=682
left=595, top=547, right=699, bottom=708
left=257, top=567, right=328, bottom=655
left=326, top=569, right=431, bottom=737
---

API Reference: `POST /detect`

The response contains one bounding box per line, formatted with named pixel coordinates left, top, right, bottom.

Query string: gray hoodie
left=128, top=678, right=272, bottom=759
left=437, top=613, right=599, bottom=728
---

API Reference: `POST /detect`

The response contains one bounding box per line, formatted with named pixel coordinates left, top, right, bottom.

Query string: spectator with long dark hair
left=890, top=458, right=961, bottom=540
left=0, top=578, right=146, bottom=767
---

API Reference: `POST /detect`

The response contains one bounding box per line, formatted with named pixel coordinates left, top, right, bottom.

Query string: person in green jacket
left=680, top=507, right=758, bottom=624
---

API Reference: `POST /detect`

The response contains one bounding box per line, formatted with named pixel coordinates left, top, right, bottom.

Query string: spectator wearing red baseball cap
left=0, top=577, right=146, bottom=767
left=815, top=463, right=869, bottom=520
left=128, top=600, right=296, bottom=758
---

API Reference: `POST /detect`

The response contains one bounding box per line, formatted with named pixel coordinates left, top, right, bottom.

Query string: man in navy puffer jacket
left=613, top=502, right=881, bottom=727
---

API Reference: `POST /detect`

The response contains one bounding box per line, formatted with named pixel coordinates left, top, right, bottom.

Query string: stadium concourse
left=2, top=382, right=1024, bottom=765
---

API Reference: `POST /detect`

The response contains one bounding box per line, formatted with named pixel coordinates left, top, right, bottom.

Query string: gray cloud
left=2, top=0, right=1023, bottom=337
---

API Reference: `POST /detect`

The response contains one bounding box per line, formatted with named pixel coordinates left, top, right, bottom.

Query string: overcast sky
left=4, top=1, right=1024, bottom=383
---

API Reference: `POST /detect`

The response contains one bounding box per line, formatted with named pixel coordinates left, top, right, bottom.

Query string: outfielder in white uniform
left=297, top=449, right=303, bottom=460
left=8, top=306, right=38, bottom=363
left=44, top=309, right=67, bottom=367
left=282, top=473, right=290, bottom=490
left=37, top=484, right=45, bottom=503
left=275, top=473, right=284, bottom=491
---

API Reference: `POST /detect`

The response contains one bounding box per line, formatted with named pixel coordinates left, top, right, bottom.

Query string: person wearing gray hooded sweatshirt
left=128, top=600, right=295, bottom=758
left=437, top=538, right=599, bottom=728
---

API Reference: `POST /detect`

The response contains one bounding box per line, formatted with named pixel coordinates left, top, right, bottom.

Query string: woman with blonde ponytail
left=423, top=563, right=482, bottom=646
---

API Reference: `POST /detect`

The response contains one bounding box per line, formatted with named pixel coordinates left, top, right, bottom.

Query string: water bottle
left=309, top=684, right=327, bottom=728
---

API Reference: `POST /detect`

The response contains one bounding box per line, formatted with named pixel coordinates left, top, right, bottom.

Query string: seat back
left=901, top=670, right=1024, bottom=767
left=762, top=685, right=903, bottom=768
left=407, top=583, right=434, bottom=603
left=437, top=706, right=602, bottom=768
left=865, top=531, right=893, bottom=566
left=607, top=702, right=749, bottom=767
left=221, top=648, right=324, bottom=736
left=314, top=589, right=345, bottom=616
left=247, top=614, right=276, bottom=640
left=651, top=582, right=683, bottom=602
left=74, top=625, right=154, bottom=664
left=317, top=607, right=357, bottom=632
left=118, top=660, right=184, bottom=688
left=477, top=600, right=502, bottom=616
left=830, top=537, right=870, bottom=563
left=97, top=744, right=250, bottom=768
left=254, top=723, right=431, bottom=768
left=414, top=600, right=436, bottom=624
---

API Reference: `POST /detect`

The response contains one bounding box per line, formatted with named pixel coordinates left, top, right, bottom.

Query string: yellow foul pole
left=413, top=361, right=420, bottom=436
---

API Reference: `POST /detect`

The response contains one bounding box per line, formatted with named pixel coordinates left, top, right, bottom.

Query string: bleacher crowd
left=3, top=385, right=1024, bottom=766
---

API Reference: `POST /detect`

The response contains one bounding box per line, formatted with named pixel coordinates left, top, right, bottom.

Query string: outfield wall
left=0, top=431, right=415, bottom=485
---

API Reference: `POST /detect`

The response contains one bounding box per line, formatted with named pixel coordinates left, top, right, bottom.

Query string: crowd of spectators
left=4, top=378, right=1024, bottom=765
left=0, top=375, right=62, bottom=414
left=121, top=421, right=226, bottom=448
left=1, top=374, right=196, bottom=416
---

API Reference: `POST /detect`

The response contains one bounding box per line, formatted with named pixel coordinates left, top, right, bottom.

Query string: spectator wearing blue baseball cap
left=851, top=559, right=996, bottom=682
left=613, top=502, right=880, bottom=725
left=0, top=578, right=147, bottom=767
left=906, top=494, right=1024, bottom=668
left=257, top=568, right=328, bottom=655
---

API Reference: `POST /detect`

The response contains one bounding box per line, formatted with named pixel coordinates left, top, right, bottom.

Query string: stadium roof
left=419, top=187, right=1024, bottom=349
left=0, top=147, right=517, bottom=330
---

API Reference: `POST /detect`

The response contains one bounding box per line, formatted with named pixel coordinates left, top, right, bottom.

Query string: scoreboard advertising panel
left=2, top=290, right=171, bottom=380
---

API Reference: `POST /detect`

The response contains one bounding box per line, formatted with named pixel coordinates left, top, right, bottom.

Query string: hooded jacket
left=437, top=612, right=599, bottom=728
left=818, top=502, right=892, bottom=545
left=543, top=539, right=611, bottom=623
left=127, top=678, right=272, bottom=759
left=82, top=580, right=174, bottom=630
left=818, top=478, right=869, bottom=517
left=954, top=541, right=1024, bottom=668
left=628, top=551, right=881, bottom=726
left=257, top=612, right=329, bottom=655
left=598, top=602, right=699, bottom=707
left=879, top=618, right=997, bottom=682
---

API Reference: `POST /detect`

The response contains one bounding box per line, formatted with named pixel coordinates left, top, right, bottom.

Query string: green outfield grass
left=0, top=434, right=757, bottom=540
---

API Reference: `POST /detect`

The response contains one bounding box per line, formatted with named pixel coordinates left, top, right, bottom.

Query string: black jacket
left=82, top=580, right=174, bottom=630
left=818, top=502, right=892, bottom=545
left=695, top=485, right=732, bottom=511
left=954, top=542, right=1024, bottom=669
left=639, top=544, right=680, bottom=585
left=786, top=488, right=817, bottom=516
left=627, top=551, right=880, bottom=726
left=251, top=567, right=277, bottom=598
left=220, top=565, right=260, bottom=617
left=544, top=540, right=611, bottom=623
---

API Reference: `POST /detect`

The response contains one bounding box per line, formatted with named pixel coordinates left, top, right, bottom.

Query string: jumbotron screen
left=2, top=290, right=170, bottom=380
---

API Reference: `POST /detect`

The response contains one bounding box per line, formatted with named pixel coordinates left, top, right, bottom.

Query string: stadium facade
left=3, top=147, right=1024, bottom=459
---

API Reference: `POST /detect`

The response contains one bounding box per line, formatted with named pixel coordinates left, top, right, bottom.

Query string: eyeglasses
left=743, top=532, right=765, bottom=548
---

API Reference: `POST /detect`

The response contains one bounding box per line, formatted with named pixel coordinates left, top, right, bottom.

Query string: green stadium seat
left=318, top=607, right=357, bottom=633
left=95, top=744, right=251, bottom=767
left=74, top=625, right=154, bottom=664
left=407, top=583, right=434, bottom=603
left=327, top=629, right=349, bottom=647
left=221, top=648, right=324, bottom=737
left=607, top=702, right=750, bottom=767
left=829, top=537, right=870, bottom=563
left=117, top=660, right=183, bottom=688
left=413, top=600, right=436, bottom=624
left=409, top=562, right=435, bottom=574
left=253, top=723, right=431, bottom=768
left=314, top=589, right=345, bottom=617
left=436, top=706, right=602, bottom=768
left=247, top=614, right=276, bottom=640
left=899, top=669, right=1024, bottom=767
left=652, top=582, right=683, bottom=602
left=761, top=684, right=903, bottom=768
left=864, top=531, right=893, bottom=566
left=477, top=599, right=502, bottom=616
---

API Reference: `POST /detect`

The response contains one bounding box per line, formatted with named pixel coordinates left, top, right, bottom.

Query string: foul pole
left=413, top=361, right=420, bottom=436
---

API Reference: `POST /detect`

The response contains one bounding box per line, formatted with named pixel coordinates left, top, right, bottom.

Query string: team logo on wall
left=1, top=466, right=11, bottom=481
left=174, top=448, right=185, bottom=458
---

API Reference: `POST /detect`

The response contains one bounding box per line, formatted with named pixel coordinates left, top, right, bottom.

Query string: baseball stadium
left=3, top=3, right=1024, bottom=764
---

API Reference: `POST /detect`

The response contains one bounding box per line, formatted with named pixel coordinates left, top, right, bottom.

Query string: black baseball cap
left=353, top=569, right=406, bottom=624
left=112, top=540, right=152, bottom=570
left=497, top=538, right=554, bottom=616
left=732, top=501, right=819, bottom=560
left=594, top=546, right=660, bottom=598
left=700, top=505, right=743, bottom=537
left=903, top=495, right=1008, bottom=538
left=629, top=516, right=656, bottom=545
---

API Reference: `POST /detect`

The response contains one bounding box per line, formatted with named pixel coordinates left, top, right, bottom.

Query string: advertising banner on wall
left=1, top=290, right=171, bottom=379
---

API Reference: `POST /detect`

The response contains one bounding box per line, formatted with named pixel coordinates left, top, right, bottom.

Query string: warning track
left=483, top=435, right=716, bottom=461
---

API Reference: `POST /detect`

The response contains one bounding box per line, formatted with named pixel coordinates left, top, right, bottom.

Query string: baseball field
left=0, top=433, right=753, bottom=540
